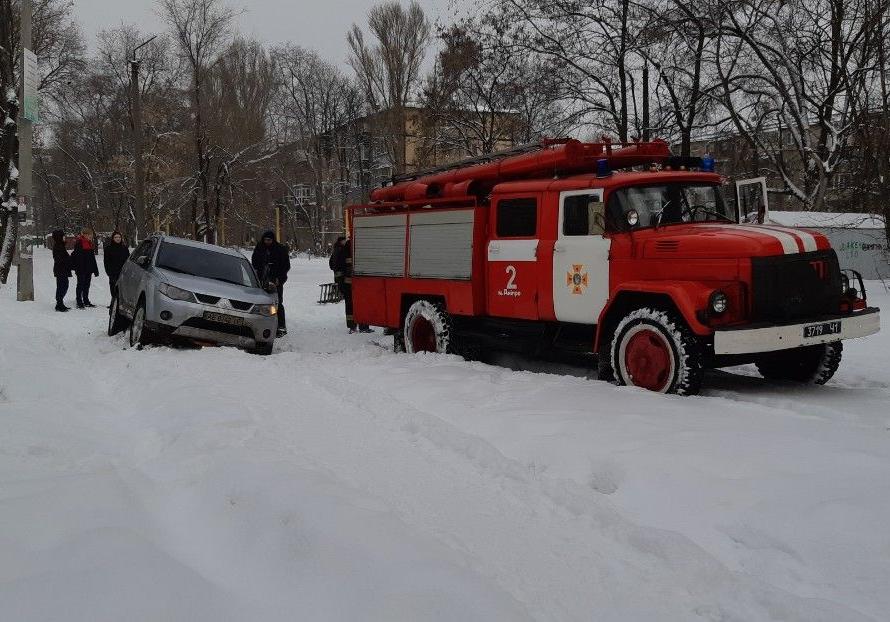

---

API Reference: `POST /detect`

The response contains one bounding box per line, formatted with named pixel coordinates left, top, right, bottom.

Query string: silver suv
left=109, top=235, right=279, bottom=354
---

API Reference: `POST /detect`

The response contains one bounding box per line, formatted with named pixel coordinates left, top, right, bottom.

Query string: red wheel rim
left=624, top=328, right=672, bottom=392
left=410, top=316, right=437, bottom=353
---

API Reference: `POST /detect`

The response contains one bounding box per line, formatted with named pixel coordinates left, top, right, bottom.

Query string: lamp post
left=130, top=35, right=156, bottom=242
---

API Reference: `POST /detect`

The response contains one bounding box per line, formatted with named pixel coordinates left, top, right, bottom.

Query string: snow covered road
left=1, top=250, right=889, bottom=621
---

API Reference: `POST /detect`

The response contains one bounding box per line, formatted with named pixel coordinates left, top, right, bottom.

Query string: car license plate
left=803, top=320, right=841, bottom=339
left=204, top=311, right=244, bottom=326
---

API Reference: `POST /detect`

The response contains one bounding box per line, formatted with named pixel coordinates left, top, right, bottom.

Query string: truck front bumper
left=713, top=308, right=880, bottom=355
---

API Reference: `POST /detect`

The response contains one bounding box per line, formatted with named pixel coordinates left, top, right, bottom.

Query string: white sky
left=74, top=0, right=462, bottom=69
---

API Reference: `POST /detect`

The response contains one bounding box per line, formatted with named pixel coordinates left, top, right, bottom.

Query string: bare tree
left=347, top=0, right=430, bottom=174
left=714, top=0, right=887, bottom=209
left=272, top=45, right=363, bottom=249
left=160, top=0, right=235, bottom=242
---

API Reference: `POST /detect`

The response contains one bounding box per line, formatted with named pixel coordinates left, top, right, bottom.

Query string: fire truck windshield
left=608, top=183, right=734, bottom=230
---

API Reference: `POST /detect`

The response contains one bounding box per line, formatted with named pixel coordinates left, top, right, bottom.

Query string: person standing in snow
left=103, top=231, right=129, bottom=302
left=251, top=230, right=291, bottom=336
left=51, top=230, right=73, bottom=312
left=71, top=227, right=99, bottom=309
left=329, top=236, right=371, bottom=334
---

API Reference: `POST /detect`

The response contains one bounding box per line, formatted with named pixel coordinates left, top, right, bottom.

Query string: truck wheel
left=403, top=300, right=453, bottom=354
left=128, top=299, right=154, bottom=349
left=755, top=342, right=842, bottom=385
left=107, top=295, right=129, bottom=336
left=611, top=307, right=703, bottom=395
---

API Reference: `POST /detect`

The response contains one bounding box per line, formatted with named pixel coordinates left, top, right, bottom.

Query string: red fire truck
left=346, top=139, right=880, bottom=395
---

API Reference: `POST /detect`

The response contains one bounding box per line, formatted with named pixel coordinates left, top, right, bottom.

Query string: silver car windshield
left=155, top=243, right=259, bottom=288
left=609, top=183, right=734, bottom=229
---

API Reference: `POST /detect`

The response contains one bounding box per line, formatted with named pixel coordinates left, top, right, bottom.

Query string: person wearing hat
left=329, top=236, right=371, bottom=334
left=251, top=230, right=291, bottom=336
left=51, top=230, right=73, bottom=312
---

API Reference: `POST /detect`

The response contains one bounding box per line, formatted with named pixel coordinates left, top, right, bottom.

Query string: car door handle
left=489, top=244, right=500, bottom=254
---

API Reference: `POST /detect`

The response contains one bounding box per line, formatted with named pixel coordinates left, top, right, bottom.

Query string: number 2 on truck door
left=487, top=196, right=540, bottom=320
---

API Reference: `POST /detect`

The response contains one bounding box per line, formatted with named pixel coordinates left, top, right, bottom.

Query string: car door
left=119, top=240, right=153, bottom=311
left=552, top=190, right=610, bottom=324
left=487, top=195, right=540, bottom=320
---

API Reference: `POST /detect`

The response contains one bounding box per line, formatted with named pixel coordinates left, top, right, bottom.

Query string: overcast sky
left=75, top=0, right=458, bottom=69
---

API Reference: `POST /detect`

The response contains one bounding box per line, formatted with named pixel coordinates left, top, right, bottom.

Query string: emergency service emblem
left=566, top=264, right=589, bottom=295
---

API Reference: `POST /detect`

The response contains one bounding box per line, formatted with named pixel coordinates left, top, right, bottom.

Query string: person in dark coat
left=71, top=227, right=99, bottom=308
left=330, top=236, right=370, bottom=333
left=51, top=230, right=73, bottom=312
left=103, top=231, right=129, bottom=301
left=251, top=230, right=291, bottom=336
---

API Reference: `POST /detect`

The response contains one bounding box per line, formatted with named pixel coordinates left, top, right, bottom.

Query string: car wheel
left=128, top=299, right=153, bottom=348
left=610, top=307, right=703, bottom=395
left=403, top=300, right=453, bottom=354
left=755, top=341, right=842, bottom=385
left=107, top=296, right=129, bottom=336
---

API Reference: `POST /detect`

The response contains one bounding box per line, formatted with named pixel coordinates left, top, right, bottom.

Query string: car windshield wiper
left=158, top=265, right=198, bottom=277
left=210, top=276, right=247, bottom=286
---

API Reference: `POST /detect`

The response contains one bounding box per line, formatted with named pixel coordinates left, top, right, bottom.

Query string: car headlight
left=252, top=304, right=277, bottom=316
left=709, top=290, right=728, bottom=314
left=158, top=282, right=196, bottom=302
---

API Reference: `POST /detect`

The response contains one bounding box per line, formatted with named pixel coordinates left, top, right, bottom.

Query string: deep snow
left=1, top=249, right=889, bottom=621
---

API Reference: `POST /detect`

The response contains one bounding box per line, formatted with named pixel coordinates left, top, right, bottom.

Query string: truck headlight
left=710, top=290, right=728, bottom=314
left=158, top=282, right=196, bottom=302
left=252, top=304, right=277, bottom=316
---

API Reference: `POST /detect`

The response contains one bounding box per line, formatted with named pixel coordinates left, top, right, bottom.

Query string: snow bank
left=1, top=250, right=889, bottom=621
left=768, top=211, right=886, bottom=229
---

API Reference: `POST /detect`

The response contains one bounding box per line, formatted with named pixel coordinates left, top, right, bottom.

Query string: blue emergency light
left=596, top=158, right=611, bottom=177
left=702, top=154, right=715, bottom=172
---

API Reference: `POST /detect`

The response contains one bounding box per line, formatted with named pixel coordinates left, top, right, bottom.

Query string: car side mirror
left=136, top=256, right=149, bottom=268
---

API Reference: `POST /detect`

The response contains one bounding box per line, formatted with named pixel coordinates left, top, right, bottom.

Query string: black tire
left=251, top=342, right=274, bottom=355
left=128, top=298, right=153, bottom=348
left=755, top=342, right=843, bottom=385
left=107, top=296, right=128, bottom=336
left=610, top=307, right=704, bottom=395
left=393, top=331, right=406, bottom=353
left=402, top=300, right=454, bottom=354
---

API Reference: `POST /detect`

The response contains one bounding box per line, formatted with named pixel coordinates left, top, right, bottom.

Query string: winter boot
left=55, top=303, right=69, bottom=312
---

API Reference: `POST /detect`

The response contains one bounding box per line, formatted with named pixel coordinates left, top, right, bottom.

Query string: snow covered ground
left=1, top=248, right=889, bottom=621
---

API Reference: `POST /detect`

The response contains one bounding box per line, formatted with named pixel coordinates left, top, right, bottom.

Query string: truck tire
left=610, top=307, right=703, bottom=395
left=755, top=342, right=842, bottom=385
left=107, top=295, right=129, bottom=336
left=403, top=300, right=454, bottom=354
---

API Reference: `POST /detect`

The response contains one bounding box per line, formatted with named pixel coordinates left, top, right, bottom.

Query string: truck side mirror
left=588, top=201, right=606, bottom=235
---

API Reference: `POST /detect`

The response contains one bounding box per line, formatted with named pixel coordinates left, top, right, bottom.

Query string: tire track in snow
left=255, top=352, right=875, bottom=622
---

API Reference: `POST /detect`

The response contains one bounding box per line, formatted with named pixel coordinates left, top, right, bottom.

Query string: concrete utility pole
left=130, top=35, right=156, bottom=243
left=17, top=0, right=34, bottom=302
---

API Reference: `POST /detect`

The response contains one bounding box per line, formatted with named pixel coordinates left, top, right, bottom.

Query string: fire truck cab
left=347, top=139, right=880, bottom=395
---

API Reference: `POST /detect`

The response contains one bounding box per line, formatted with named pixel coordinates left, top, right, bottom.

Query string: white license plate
left=204, top=311, right=244, bottom=326
left=803, top=320, right=841, bottom=339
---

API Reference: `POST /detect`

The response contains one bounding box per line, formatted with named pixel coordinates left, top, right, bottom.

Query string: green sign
left=22, top=49, right=39, bottom=123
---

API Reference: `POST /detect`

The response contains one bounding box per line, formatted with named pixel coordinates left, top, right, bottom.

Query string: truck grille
left=750, top=250, right=841, bottom=321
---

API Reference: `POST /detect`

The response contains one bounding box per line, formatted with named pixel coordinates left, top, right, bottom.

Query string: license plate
left=803, top=320, right=841, bottom=339
left=204, top=311, right=244, bottom=326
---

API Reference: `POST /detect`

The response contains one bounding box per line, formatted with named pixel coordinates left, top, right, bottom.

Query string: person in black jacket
left=71, top=227, right=100, bottom=308
left=103, top=231, right=129, bottom=302
left=330, top=236, right=370, bottom=333
left=251, top=230, right=291, bottom=336
left=51, top=230, right=73, bottom=312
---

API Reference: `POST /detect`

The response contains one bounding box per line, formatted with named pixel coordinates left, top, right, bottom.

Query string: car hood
left=640, top=223, right=830, bottom=259
left=155, top=268, right=276, bottom=304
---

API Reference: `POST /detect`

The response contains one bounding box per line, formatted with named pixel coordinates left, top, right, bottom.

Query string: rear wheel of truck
left=755, top=342, right=842, bottom=385
left=611, top=307, right=704, bottom=395
left=403, top=300, right=454, bottom=355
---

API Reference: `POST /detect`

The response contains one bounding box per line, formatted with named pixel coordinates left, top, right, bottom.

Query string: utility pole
left=16, top=0, right=34, bottom=301
left=642, top=60, right=650, bottom=143
left=130, top=35, right=156, bottom=243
